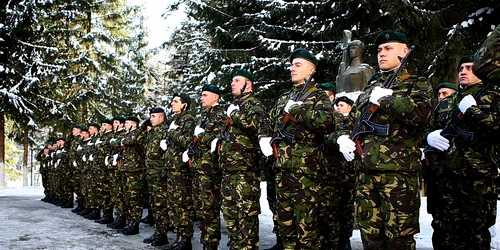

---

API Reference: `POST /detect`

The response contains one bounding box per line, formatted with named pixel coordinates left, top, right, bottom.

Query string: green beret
left=149, top=107, right=165, bottom=114
left=101, top=118, right=113, bottom=125
left=316, top=82, right=336, bottom=92
left=231, top=68, right=255, bottom=82
left=436, top=82, right=458, bottom=93
left=112, top=116, right=126, bottom=124
left=202, top=84, right=222, bottom=95
left=374, top=30, right=408, bottom=49
left=125, top=116, right=140, bottom=124
left=173, top=93, right=192, bottom=108
left=290, top=48, right=318, bottom=67
left=72, top=124, right=83, bottom=130
left=457, top=55, right=474, bottom=72
left=334, top=96, right=354, bottom=106
left=46, top=138, right=55, bottom=145
left=88, top=122, right=100, bottom=130
left=57, top=137, right=65, bottom=142
left=81, top=126, right=89, bottom=133
left=473, top=25, right=500, bottom=81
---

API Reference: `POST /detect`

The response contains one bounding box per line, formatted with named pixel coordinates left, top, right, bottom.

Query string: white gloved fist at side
left=160, top=139, right=168, bottom=151
left=182, top=150, right=190, bottom=163
left=369, top=86, right=394, bottom=106
left=336, top=135, right=356, bottom=162
left=259, top=137, right=273, bottom=157
left=458, top=94, right=477, bottom=113
left=284, top=100, right=303, bottom=114
left=194, top=126, right=205, bottom=137
left=210, top=138, right=219, bottom=153
left=426, top=129, right=449, bottom=151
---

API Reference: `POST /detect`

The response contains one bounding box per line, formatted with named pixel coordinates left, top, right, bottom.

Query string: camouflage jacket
left=81, top=135, right=98, bottom=173
left=53, top=145, right=69, bottom=172
left=220, top=91, right=271, bottom=172
left=67, top=134, right=82, bottom=172
left=145, top=121, right=166, bottom=169
left=166, top=111, right=196, bottom=168
left=473, top=24, right=500, bottom=82
left=120, top=128, right=146, bottom=172
left=446, top=82, right=500, bottom=177
left=108, top=128, right=127, bottom=170
left=92, top=130, right=114, bottom=172
left=340, top=70, right=433, bottom=172
left=270, top=82, right=335, bottom=173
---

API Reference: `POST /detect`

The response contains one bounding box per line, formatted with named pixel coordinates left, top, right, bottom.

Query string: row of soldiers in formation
left=37, top=27, right=500, bottom=250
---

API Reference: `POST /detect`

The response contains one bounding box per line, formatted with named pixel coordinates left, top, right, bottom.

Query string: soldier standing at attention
left=107, top=116, right=127, bottom=230
left=81, top=122, right=102, bottom=220
left=143, top=107, right=170, bottom=247
left=184, top=85, right=225, bottom=250
left=217, top=68, right=271, bottom=250
left=337, top=30, right=433, bottom=249
left=67, top=124, right=82, bottom=209
left=268, top=49, right=335, bottom=249
left=94, top=119, right=115, bottom=225
left=73, top=126, right=91, bottom=214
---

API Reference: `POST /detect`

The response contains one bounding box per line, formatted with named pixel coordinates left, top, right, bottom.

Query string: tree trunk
left=23, top=129, right=28, bottom=187
left=0, top=114, right=5, bottom=187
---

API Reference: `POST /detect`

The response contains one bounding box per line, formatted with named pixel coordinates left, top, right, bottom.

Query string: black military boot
left=86, top=209, right=101, bottom=220
left=77, top=208, right=91, bottom=216
left=202, top=244, right=218, bottom=250
left=150, top=234, right=169, bottom=247
left=168, top=236, right=192, bottom=250
left=61, top=198, right=74, bottom=208
left=110, top=217, right=126, bottom=229
left=95, top=209, right=114, bottom=224
left=122, top=221, right=140, bottom=235
left=140, top=209, right=154, bottom=225
left=264, top=236, right=284, bottom=250
left=143, top=232, right=159, bottom=244
left=71, top=198, right=84, bottom=213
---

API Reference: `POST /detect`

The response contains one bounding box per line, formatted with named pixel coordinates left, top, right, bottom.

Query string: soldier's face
left=101, top=123, right=112, bottom=132
left=336, top=101, right=352, bottom=115
left=171, top=96, right=185, bottom=114
left=89, top=126, right=98, bottom=135
left=72, top=127, right=81, bottom=136
left=458, top=62, right=481, bottom=87
left=200, top=91, right=219, bottom=109
left=150, top=113, right=164, bottom=127
left=80, top=131, right=89, bottom=140
left=113, top=120, right=122, bottom=130
left=231, top=76, right=250, bottom=96
left=377, top=42, right=408, bottom=71
left=57, top=140, right=64, bottom=147
left=290, top=58, right=316, bottom=84
left=125, top=120, right=136, bottom=131
left=438, top=88, right=457, bottom=101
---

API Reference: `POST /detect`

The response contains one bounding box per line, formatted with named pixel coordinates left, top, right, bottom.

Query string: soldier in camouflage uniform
left=337, top=31, right=433, bottom=249
left=267, top=49, right=335, bottom=250
left=425, top=25, right=500, bottom=249
left=67, top=124, right=83, bottom=210
left=53, top=138, right=72, bottom=207
left=143, top=107, right=170, bottom=247
left=73, top=127, right=91, bottom=213
left=92, top=119, right=115, bottom=224
left=161, top=93, right=196, bottom=250
left=107, top=116, right=127, bottom=230
left=183, top=85, right=225, bottom=250
left=81, top=123, right=102, bottom=220
left=218, top=68, right=271, bottom=250
left=119, top=116, right=147, bottom=235
left=38, top=144, right=50, bottom=202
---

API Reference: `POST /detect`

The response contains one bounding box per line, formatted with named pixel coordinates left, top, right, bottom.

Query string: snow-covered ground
left=1, top=182, right=500, bottom=249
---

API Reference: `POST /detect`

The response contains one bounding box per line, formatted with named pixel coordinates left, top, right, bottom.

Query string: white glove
left=459, top=94, right=477, bottom=113
left=55, top=159, right=61, bottom=167
left=77, top=145, right=83, bottom=151
left=427, top=129, right=449, bottom=151
left=182, top=150, right=190, bottom=163
left=82, top=155, right=87, bottom=162
left=336, top=135, right=356, bottom=162
left=168, top=122, right=179, bottom=131
left=210, top=138, right=219, bottom=153
left=226, top=104, right=240, bottom=118
left=284, top=100, right=303, bottom=114
left=110, top=138, right=117, bottom=143
left=160, top=139, right=168, bottom=151
left=105, top=155, right=109, bottom=166
left=73, top=160, right=77, bottom=167
left=95, top=138, right=103, bottom=145
left=194, top=126, right=205, bottom=137
left=89, top=154, right=94, bottom=162
left=112, top=154, right=119, bottom=166
left=369, top=86, right=394, bottom=106
left=259, top=137, right=273, bottom=157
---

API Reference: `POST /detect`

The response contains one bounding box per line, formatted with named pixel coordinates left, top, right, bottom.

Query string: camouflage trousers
left=429, top=169, right=496, bottom=250
left=337, top=163, right=357, bottom=241
left=193, top=159, right=222, bottom=245
left=147, top=168, right=170, bottom=235
left=95, top=167, right=112, bottom=209
left=61, top=165, right=74, bottom=200
left=167, top=162, right=194, bottom=238
left=84, top=169, right=98, bottom=209
left=275, top=168, right=323, bottom=250
left=357, top=171, right=420, bottom=250
left=122, top=170, right=145, bottom=223
left=110, top=168, right=124, bottom=217
left=319, top=174, right=341, bottom=249
left=221, top=171, right=261, bottom=250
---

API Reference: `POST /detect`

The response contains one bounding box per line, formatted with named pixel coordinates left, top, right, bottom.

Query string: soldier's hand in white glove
left=112, top=154, right=119, bottom=166
left=226, top=104, right=240, bottom=118
left=82, top=155, right=87, bottom=162
left=284, top=100, right=303, bottom=114
left=336, top=135, right=356, bottom=162
left=160, top=139, right=168, bottom=151
left=210, top=138, right=219, bottom=153
left=89, top=154, right=94, bottom=161
left=194, top=126, right=205, bottom=137
left=168, top=122, right=179, bottom=132
left=73, top=161, right=77, bottom=167
left=459, top=94, right=477, bottom=113
left=369, top=86, right=394, bottom=106
left=426, top=129, right=449, bottom=151
left=259, top=137, right=273, bottom=157
left=182, top=150, right=190, bottom=163
left=105, top=156, right=109, bottom=166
